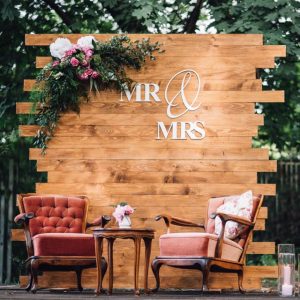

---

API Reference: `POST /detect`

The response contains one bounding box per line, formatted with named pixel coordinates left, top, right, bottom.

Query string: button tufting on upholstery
left=23, top=196, right=86, bottom=237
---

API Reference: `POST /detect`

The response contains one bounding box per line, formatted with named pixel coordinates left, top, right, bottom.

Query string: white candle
left=283, top=265, right=291, bottom=285
left=281, top=283, right=293, bottom=296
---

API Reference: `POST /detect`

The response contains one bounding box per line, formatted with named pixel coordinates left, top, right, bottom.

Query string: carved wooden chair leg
left=151, top=259, right=162, bottom=292
left=75, top=269, right=83, bottom=291
left=30, top=259, right=39, bottom=294
left=24, top=260, right=33, bottom=292
left=25, top=273, right=33, bottom=292
left=100, top=258, right=108, bottom=293
left=237, top=270, right=246, bottom=294
left=201, top=268, right=210, bottom=292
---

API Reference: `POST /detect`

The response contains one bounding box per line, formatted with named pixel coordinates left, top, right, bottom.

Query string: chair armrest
left=86, top=215, right=111, bottom=229
left=211, top=212, right=254, bottom=258
left=14, top=212, right=35, bottom=257
left=14, top=212, right=34, bottom=225
left=155, top=214, right=205, bottom=233
left=212, top=212, right=254, bottom=227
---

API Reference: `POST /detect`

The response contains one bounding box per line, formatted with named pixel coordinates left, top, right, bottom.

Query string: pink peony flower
left=85, top=68, right=93, bottom=76
left=92, top=71, right=99, bottom=79
left=52, top=60, right=60, bottom=67
left=78, top=72, right=89, bottom=80
left=85, top=49, right=93, bottom=58
left=70, top=57, right=79, bottom=67
left=65, top=47, right=77, bottom=56
left=123, top=205, right=134, bottom=215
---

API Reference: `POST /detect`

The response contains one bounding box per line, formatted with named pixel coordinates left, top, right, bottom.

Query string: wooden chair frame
left=15, top=194, right=110, bottom=293
left=151, top=195, right=264, bottom=293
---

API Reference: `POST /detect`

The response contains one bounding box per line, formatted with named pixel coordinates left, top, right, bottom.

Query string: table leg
left=94, top=236, right=104, bottom=295
left=108, top=238, right=115, bottom=295
left=143, top=237, right=152, bottom=294
left=134, top=237, right=141, bottom=295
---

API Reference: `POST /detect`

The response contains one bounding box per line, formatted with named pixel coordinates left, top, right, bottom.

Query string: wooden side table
left=93, top=228, right=155, bottom=295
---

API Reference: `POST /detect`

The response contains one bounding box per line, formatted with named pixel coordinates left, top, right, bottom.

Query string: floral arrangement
left=30, top=35, right=161, bottom=152
left=112, top=202, right=135, bottom=223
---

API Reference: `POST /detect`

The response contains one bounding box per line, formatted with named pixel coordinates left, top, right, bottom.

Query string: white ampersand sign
left=164, top=69, right=201, bottom=119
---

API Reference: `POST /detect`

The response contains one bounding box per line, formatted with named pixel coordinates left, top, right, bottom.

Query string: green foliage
left=112, top=202, right=128, bottom=207
left=247, top=254, right=277, bottom=266
left=31, top=35, right=160, bottom=152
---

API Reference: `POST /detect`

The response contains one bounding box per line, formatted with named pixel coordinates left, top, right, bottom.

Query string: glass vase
left=278, top=253, right=295, bottom=297
left=118, top=215, right=131, bottom=228
left=278, top=244, right=295, bottom=255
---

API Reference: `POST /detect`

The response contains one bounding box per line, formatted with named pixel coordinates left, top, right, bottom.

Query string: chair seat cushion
left=32, top=233, right=95, bottom=256
left=159, top=232, right=243, bottom=262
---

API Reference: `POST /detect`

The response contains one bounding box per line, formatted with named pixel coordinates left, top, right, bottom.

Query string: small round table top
left=93, top=227, right=155, bottom=238
left=93, top=227, right=154, bottom=232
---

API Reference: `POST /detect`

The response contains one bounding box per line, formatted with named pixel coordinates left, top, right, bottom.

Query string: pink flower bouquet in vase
left=112, top=202, right=135, bottom=228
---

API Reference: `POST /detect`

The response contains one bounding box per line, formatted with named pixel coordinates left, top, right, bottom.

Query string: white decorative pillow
left=214, top=190, right=253, bottom=239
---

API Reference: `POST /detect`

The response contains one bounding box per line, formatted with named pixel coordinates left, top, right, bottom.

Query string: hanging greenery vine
left=30, top=35, right=162, bottom=152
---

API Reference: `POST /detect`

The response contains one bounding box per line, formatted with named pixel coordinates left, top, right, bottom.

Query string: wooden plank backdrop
left=15, top=34, right=285, bottom=290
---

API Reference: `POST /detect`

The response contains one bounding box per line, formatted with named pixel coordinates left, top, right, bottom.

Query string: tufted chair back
left=18, top=195, right=88, bottom=237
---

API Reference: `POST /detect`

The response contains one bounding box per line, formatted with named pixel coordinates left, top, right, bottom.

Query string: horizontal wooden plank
left=13, top=190, right=268, bottom=215
left=19, top=274, right=262, bottom=290
left=87, top=89, right=281, bottom=103
left=36, top=159, right=277, bottom=172
left=130, top=65, right=255, bottom=80
left=16, top=102, right=256, bottom=114
left=76, top=240, right=273, bottom=256
left=19, top=125, right=259, bottom=138
left=26, top=33, right=264, bottom=46
left=23, top=80, right=284, bottom=103
left=29, top=148, right=269, bottom=160
left=247, top=242, right=275, bottom=254
left=100, top=65, right=259, bottom=80
left=100, top=216, right=265, bottom=231
left=90, top=196, right=268, bottom=218
left=23, top=78, right=263, bottom=93
left=85, top=206, right=267, bottom=220
left=19, top=265, right=277, bottom=290
left=35, top=59, right=259, bottom=80
left=12, top=228, right=271, bottom=249
left=47, top=171, right=258, bottom=184
left=11, top=229, right=24, bottom=241
left=36, top=55, right=275, bottom=69
left=13, top=211, right=267, bottom=232
left=35, top=183, right=276, bottom=196
left=24, top=35, right=285, bottom=58
left=45, top=136, right=253, bottom=149
left=57, top=113, right=264, bottom=126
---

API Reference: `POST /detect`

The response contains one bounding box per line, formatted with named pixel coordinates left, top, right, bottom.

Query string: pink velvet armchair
left=14, top=194, right=110, bottom=293
left=152, top=193, right=263, bottom=293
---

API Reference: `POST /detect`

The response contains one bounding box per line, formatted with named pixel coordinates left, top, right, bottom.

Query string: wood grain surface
left=15, top=33, right=285, bottom=290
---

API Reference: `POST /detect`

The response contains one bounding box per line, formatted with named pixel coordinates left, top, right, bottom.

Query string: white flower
left=77, top=36, right=97, bottom=49
left=50, top=38, right=73, bottom=59
left=1, top=137, right=6, bottom=143
left=53, top=72, right=64, bottom=80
